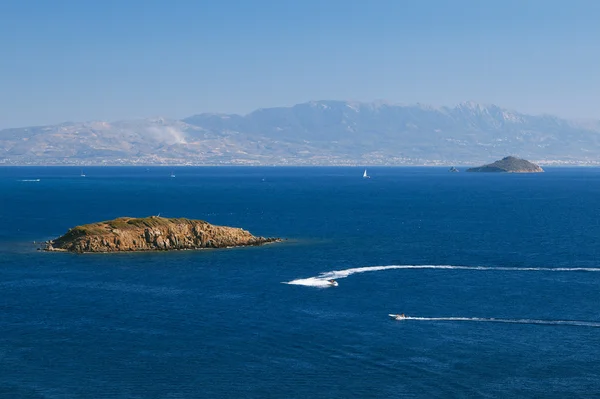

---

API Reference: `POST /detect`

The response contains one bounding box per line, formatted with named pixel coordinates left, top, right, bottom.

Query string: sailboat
left=170, top=171, right=176, bottom=178
left=363, top=169, right=370, bottom=179
left=80, top=170, right=86, bottom=177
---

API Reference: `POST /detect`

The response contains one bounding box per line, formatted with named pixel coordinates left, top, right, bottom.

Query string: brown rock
left=44, top=216, right=281, bottom=253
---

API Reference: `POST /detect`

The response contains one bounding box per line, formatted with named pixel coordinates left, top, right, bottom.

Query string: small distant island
left=466, top=156, right=544, bottom=173
left=43, top=216, right=281, bottom=253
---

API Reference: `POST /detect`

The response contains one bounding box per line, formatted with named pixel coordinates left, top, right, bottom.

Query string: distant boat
left=449, top=167, right=459, bottom=173
left=170, top=172, right=176, bottom=178
left=363, top=169, right=370, bottom=179
left=80, top=170, right=86, bottom=177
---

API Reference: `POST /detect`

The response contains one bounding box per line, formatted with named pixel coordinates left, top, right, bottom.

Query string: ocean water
left=1, top=166, right=600, bottom=398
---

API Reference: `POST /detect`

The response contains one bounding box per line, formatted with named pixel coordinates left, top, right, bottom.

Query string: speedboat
left=389, top=313, right=407, bottom=320
left=327, top=279, right=338, bottom=287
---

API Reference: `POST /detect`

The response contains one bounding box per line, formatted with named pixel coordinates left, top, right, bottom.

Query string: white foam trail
left=285, top=265, right=600, bottom=287
left=397, top=316, right=600, bottom=328
left=286, top=277, right=335, bottom=288
left=18, top=179, right=40, bottom=182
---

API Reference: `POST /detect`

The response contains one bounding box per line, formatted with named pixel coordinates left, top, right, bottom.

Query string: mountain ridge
left=2, top=101, right=600, bottom=166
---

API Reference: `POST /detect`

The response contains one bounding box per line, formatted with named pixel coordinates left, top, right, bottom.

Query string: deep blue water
left=1, top=166, right=600, bottom=398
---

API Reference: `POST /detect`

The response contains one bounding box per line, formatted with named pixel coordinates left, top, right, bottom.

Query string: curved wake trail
left=285, top=265, right=600, bottom=287
left=397, top=316, right=600, bottom=328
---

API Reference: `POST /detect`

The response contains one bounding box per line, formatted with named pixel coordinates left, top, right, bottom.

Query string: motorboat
left=389, top=313, right=407, bottom=320
left=327, top=279, right=338, bottom=287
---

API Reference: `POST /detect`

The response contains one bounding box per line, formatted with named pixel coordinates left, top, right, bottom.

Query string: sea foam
left=285, top=264, right=600, bottom=287
left=392, top=316, right=600, bottom=328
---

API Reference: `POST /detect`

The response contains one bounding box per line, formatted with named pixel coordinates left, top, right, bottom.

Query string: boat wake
left=18, top=179, right=40, bottom=182
left=285, top=264, right=600, bottom=287
left=285, top=277, right=339, bottom=288
left=392, top=316, right=600, bottom=328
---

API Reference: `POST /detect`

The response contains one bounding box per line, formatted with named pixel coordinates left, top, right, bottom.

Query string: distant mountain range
left=2, top=101, right=600, bottom=166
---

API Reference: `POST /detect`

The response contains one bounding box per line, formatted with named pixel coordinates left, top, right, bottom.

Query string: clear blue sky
left=1, top=0, right=599, bottom=128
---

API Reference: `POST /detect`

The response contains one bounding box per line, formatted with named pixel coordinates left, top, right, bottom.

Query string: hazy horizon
left=2, top=0, right=599, bottom=129
left=1, top=99, right=599, bottom=131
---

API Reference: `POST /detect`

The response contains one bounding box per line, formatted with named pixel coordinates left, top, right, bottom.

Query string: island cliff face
left=466, top=156, right=544, bottom=173
left=44, top=216, right=280, bottom=253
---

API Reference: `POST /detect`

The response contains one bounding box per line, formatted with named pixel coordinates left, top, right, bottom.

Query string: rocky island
left=43, top=216, right=281, bottom=253
left=467, top=156, right=544, bottom=173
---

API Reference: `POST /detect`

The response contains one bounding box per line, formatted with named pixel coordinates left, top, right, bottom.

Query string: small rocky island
left=467, top=156, right=544, bottom=173
left=43, top=216, right=281, bottom=253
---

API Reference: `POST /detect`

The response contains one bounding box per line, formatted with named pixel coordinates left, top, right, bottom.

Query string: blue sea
left=2, top=166, right=600, bottom=398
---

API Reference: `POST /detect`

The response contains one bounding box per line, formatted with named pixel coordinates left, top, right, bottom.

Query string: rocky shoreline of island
left=43, top=216, right=281, bottom=253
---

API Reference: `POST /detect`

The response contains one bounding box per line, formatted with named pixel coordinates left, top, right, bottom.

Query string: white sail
left=363, top=169, right=370, bottom=178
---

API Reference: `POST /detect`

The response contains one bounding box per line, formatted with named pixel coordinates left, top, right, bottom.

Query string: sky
left=1, top=0, right=599, bottom=128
